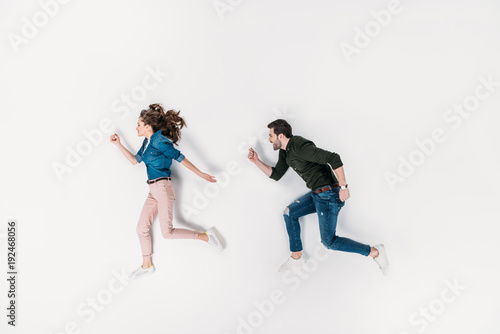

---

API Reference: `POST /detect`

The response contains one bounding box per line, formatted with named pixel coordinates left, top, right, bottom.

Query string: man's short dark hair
left=267, top=119, right=293, bottom=138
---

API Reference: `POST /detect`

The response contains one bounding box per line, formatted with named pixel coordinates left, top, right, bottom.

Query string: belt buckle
left=315, top=186, right=327, bottom=194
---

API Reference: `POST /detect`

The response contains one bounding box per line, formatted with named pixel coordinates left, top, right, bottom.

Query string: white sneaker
left=278, top=256, right=306, bottom=272
left=129, top=265, right=155, bottom=280
left=373, top=244, right=389, bottom=276
left=206, top=227, right=223, bottom=251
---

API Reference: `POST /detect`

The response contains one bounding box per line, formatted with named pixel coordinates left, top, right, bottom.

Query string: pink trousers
left=136, top=179, right=197, bottom=256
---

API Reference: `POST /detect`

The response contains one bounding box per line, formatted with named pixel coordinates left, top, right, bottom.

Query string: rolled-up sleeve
left=135, top=139, right=148, bottom=164
left=158, top=140, right=184, bottom=163
left=175, top=153, right=185, bottom=163
left=135, top=148, right=143, bottom=164
left=298, top=140, right=343, bottom=170
left=269, top=150, right=289, bottom=181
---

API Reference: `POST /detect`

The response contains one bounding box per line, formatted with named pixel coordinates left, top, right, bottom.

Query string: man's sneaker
left=206, top=227, right=223, bottom=251
left=373, top=244, right=389, bottom=276
left=278, top=256, right=306, bottom=272
left=129, top=265, right=155, bottom=280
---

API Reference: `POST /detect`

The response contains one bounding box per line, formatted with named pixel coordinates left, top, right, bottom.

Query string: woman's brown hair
left=139, top=103, right=186, bottom=145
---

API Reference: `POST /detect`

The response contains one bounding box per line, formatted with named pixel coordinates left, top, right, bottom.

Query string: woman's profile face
left=136, top=118, right=148, bottom=136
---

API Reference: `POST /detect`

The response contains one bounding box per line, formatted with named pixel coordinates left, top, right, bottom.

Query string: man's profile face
left=269, top=128, right=281, bottom=151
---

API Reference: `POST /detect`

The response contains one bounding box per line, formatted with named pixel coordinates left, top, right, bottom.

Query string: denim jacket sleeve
left=269, top=149, right=289, bottom=181
left=134, top=140, right=147, bottom=163
left=157, top=139, right=185, bottom=163
left=296, top=140, right=343, bottom=170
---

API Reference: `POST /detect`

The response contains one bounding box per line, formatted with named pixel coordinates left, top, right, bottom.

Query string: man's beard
left=272, top=140, right=280, bottom=150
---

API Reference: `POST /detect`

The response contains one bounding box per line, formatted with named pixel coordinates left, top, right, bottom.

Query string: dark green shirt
left=269, top=135, right=343, bottom=190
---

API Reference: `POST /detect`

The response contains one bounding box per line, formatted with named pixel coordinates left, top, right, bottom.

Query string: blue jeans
left=283, top=188, right=371, bottom=256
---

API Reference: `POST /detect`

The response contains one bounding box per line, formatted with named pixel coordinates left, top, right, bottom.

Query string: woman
left=110, top=103, right=223, bottom=280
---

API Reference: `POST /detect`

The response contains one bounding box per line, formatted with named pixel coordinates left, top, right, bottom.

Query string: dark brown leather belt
left=313, top=184, right=340, bottom=194
left=146, top=177, right=171, bottom=184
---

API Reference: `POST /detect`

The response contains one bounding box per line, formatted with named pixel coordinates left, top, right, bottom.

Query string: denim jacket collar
left=148, top=130, right=163, bottom=143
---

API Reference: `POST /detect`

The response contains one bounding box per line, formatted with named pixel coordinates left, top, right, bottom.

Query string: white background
left=1, top=0, right=500, bottom=333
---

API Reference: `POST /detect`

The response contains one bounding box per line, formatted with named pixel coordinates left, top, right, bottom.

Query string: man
left=248, top=119, right=389, bottom=275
